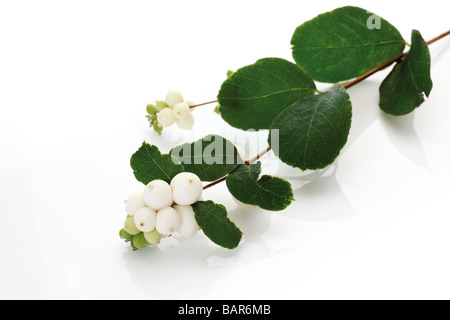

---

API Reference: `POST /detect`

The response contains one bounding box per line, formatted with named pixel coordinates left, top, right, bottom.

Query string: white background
left=1, top=0, right=449, bottom=300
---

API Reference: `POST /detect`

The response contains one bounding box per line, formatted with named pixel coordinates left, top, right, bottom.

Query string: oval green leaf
left=170, top=135, right=244, bottom=182
left=379, top=30, right=433, bottom=116
left=269, top=86, right=352, bottom=170
left=131, top=142, right=184, bottom=184
left=217, top=58, right=316, bottom=131
left=226, top=162, right=294, bottom=211
left=291, top=6, right=406, bottom=83
left=192, top=201, right=243, bottom=250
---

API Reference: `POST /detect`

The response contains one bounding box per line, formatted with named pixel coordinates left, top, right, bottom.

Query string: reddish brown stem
left=343, top=29, right=450, bottom=90
left=426, top=30, right=450, bottom=45
left=190, top=100, right=218, bottom=109
left=245, top=146, right=272, bottom=165
left=203, top=176, right=227, bottom=190
left=203, top=146, right=272, bottom=190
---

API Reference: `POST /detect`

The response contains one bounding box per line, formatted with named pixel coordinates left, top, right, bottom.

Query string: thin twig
left=426, top=30, right=450, bottom=45
left=343, top=29, right=450, bottom=90
left=203, top=146, right=272, bottom=190
left=245, top=146, right=272, bottom=165
left=190, top=100, right=218, bottom=109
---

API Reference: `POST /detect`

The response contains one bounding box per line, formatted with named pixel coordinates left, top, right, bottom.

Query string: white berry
left=170, top=172, right=203, bottom=205
left=156, top=207, right=181, bottom=235
left=176, top=112, right=195, bottom=130
left=173, top=102, right=191, bottom=119
left=125, top=192, right=146, bottom=216
left=165, top=90, right=184, bottom=108
left=142, top=180, right=173, bottom=210
left=157, top=108, right=176, bottom=127
left=134, top=207, right=157, bottom=232
left=183, top=99, right=195, bottom=107
left=174, top=205, right=199, bottom=237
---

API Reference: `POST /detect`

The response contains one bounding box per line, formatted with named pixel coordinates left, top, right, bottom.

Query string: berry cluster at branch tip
left=146, top=90, right=195, bottom=134
left=120, top=172, right=203, bottom=250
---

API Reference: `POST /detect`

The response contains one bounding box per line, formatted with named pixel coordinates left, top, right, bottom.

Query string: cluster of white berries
left=121, top=172, right=203, bottom=250
left=146, top=90, right=195, bottom=133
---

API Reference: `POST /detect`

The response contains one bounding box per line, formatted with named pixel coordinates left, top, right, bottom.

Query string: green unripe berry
left=155, top=100, right=170, bottom=111
left=132, top=233, right=148, bottom=250
left=146, top=104, right=157, bottom=115
left=124, top=216, right=141, bottom=235
left=153, top=122, right=163, bottom=134
left=130, top=239, right=139, bottom=251
left=119, top=228, right=134, bottom=242
left=144, top=229, right=163, bottom=245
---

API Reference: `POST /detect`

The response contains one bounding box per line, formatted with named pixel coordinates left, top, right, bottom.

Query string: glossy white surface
left=1, top=0, right=449, bottom=299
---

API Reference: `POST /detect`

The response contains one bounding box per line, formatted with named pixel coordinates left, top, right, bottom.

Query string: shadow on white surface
left=121, top=202, right=291, bottom=299
left=430, top=37, right=450, bottom=67
left=285, top=165, right=356, bottom=221
left=274, top=80, right=384, bottom=222
left=380, top=112, right=431, bottom=172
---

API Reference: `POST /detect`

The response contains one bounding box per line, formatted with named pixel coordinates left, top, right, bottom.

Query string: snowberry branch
left=199, top=30, right=450, bottom=192
left=192, top=30, right=450, bottom=110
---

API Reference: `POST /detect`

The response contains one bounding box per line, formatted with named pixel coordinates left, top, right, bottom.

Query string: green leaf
left=131, top=142, right=184, bottom=184
left=192, top=201, right=243, bottom=249
left=217, top=58, right=316, bottom=130
left=170, top=135, right=244, bottom=182
left=291, top=6, right=406, bottom=83
left=226, top=162, right=294, bottom=211
left=269, top=86, right=352, bottom=170
left=379, top=30, right=433, bottom=116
